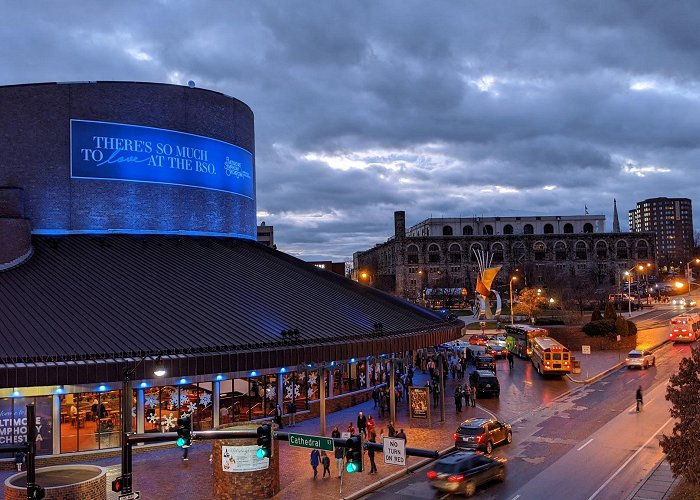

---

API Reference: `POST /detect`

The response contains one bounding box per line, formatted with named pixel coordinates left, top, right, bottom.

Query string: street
left=366, top=307, right=693, bottom=500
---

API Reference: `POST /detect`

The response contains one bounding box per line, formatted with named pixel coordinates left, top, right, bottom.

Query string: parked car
left=625, top=349, right=656, bottom=369
left=426, top=451, right=506, bottom=497
left=454, top=417, right=513, bottom=454
left=471, top=370, right=500, bottom=397
left=475, top=355, right=496, bottom=372
left=469, top=334, right=489, bottom=346
left=486, top=345, right=508, bottom=359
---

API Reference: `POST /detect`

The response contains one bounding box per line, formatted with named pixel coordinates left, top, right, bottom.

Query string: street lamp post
left=624, top=264, right=651, bottom=317
left=121, top=355, right=166, bottom=495
left=686, top=258, right=700, bottom=298
left=509, top=276, right=517, bottom=325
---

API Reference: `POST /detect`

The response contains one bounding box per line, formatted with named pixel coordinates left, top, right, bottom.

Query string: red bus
left=669, top=313, right=700, bottom=342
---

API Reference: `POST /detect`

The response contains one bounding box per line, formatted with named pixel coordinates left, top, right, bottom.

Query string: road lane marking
left=577, top=438, right=594, bottom=451
left=475, top=404, right=498, bottom=420
left=510, top=495, right=520, bottom=500
left=587, top=417, right=673, bottom=500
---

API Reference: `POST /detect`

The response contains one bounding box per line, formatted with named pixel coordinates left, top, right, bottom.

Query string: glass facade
left=0, top=396, right=53, bottom=458
left=143, top=384, right=214, bottom=433
left=59, top=390, right=122, bottom=453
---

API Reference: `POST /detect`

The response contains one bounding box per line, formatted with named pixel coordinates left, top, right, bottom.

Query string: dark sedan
left=427, top=451, right=506, bottom=497
left=486, top=345, right=508, bottom=358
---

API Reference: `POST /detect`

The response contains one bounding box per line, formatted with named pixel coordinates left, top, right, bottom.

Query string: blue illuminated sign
left=70, top=120, right=254, bottom=198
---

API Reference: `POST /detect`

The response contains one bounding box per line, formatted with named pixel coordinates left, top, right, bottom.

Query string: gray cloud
left=1, top=0, right=698, bottom=262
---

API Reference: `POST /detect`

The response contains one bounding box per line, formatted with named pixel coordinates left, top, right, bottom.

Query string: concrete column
left=213, top=381, right=220, bottom=428
left=319, top=367, right=326, bottom=436
left=389, top=360, right=396, bottom=424
left=136, top=388, right=145, bottom=434
left=328, top=369, right=334, bottom=398
left=52, top=394, right=61, bottom=455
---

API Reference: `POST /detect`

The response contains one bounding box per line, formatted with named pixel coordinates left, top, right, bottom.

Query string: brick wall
left=4, top=465, right=106, bottom=499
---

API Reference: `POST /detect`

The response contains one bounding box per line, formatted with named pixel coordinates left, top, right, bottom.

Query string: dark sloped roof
left=0, top=235, right=462, bottom=386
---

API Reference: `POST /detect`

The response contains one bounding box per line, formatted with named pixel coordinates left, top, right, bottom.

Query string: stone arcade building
left=353, top=211, right=657, bottom=302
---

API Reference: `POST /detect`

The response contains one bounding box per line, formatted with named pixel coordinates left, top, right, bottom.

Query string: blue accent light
left=139, top=382, right=148, bottom=388
left=280, top=367, right=286, bottom=373
left=330, top=361, right=335, bottom=367
left=250, top=371, right=257, bottom=377
left=179, top=378, right=188, bottom=385
left=97, top=385, right=108, bottom=392
left=350, top=358, right=356, bottom=363
left=215, top=374, right=224, bottom=381
left=10, top=390, right=21, bottom=398
left=70, top=120, right=254, bottom=198
left=54, top=386, right=64, bottom=394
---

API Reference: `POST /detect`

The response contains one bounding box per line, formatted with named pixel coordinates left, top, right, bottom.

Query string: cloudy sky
left=2, top=1, right=699, bottom=262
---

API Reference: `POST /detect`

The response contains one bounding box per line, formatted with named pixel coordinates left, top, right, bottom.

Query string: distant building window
left=428, top=244, right=441, bottom=263
left=555, top=241, right=567, bottom=260
left=492, top=243, right=504, bottom=262
left=543, top=223, right=554, bottom=234
left=503, top=224, right=513, bottom=235
left=616, top=241, right=628, bottom=259
left=575, top=241, right=587, bottom=260
left=463, top=225, right=474, bottom=235
left=636, top=240, right=649, bottom=259
left=524, top=224, right=534, bottom=235
left=407, top=245, right=419, bottom=264
left=483, top=225, right=494, bottom=235
left=583, top=223, right=594, bottom=233
left=448, top=243, right=461, bottom=263
left=596, top=241, right=607, bottom=259
left=512, top=242, right=526, bottom=262
left=442, top=226, right=453, bottom=236
left=564, top=223, right=574, bottom=233
left=533, top=241, right=546, bottom=260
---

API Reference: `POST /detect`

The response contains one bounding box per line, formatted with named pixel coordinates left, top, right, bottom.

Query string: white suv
left=625, top=350, right=655, bottom=369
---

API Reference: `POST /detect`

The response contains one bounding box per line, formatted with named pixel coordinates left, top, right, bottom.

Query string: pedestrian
left=177, top=417, right=191, bottom=460
left=470, top=384, right=477, bottom=407
left=454, top=386, right=462, bottom=412
left=395, top=428, right=407, bottom=443
left=636, top=386, right=644, bottom=412
left=368, top=431, right=378, bottom=474
left=451, top=362, right=456, bottom=380
left=321, top=451, right=331, bottom=478
left=366, top=415, right=376, bottom=437
left=357, top=411, right=367, bottom=437
left=274, top=403, right=283, bottom=429
left=14, top=451, right=25, bottom=472
left=287, top=401, right=297, bottom=427
left=310, top=448, right=320, bottom=479
left=507, top=350, right=514, bottom=370
left=331, top=426, right=344, bottom=477
left=388, top=421, right=396, bottom=437
left=372, top=386, right=379, bottom=408
left=432, top=382, right=440, bottom=408
left=347, top=421, right=356, bottom=435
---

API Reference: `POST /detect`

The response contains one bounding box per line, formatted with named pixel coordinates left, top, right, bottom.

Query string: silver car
left=625, top=350, right=655, bottom=369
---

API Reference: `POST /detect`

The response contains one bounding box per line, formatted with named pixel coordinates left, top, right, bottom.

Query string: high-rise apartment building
left=629, top=197, right=694, bottom=266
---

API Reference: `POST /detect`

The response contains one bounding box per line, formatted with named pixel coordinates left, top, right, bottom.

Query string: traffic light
left=256, top=423, right=272, bottom=458
left=345, top=435, right=363, bottom=473
left=111, top=477, right=123, bottom=492
left=27, top=484, right=45, bottom=499
left=176, top=418, right=191, bottom=448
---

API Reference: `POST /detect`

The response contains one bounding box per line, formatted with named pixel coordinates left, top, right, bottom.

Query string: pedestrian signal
left=256, top=423, right=272, bottom=458
left=345, top=435, right=362, bottom=473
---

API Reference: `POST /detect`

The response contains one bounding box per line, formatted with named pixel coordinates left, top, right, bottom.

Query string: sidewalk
left=627, top=460, right=681, bottom=500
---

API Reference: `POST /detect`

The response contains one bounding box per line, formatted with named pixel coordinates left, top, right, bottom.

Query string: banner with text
left=70, top=119, right=254, bottom=198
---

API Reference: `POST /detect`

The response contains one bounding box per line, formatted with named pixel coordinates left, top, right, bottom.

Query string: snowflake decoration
left=169, top=392, right=181, bottom=409
left=265, top=385, right=276, bottom=400
left=187, top=402, right=198, bottom=414
left=307, top=387, right=315, bottom=398
left=161, top=412, right=176, bottom=429
left=199, top=392, right=212, bottom=407
left=359, top=374, right=366, bottom=386
left=285, top=384, right=300, bottom=400
left=132, top=406, right=137, bottom=417
left=180, top=393, right=190, bottom=406
left=307, top=372, right=318, bottom=387
left=147, top=413, right=159, bottom=425
left=145, top=394, right=159, bottom=408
